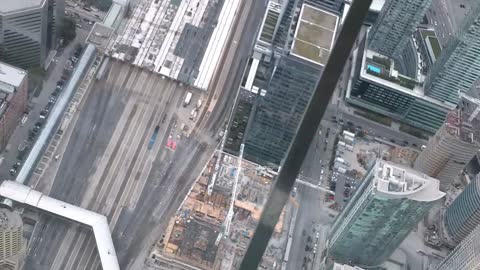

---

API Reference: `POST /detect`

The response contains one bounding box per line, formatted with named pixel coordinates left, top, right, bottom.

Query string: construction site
left=148, top=150, right=291, bottom=269
left=109, top=0, right=241, bottom=90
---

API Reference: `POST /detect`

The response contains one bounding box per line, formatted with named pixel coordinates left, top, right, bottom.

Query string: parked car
left=39, top=111, right=48, bottom=119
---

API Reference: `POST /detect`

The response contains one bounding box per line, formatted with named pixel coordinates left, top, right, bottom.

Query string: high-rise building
left=327, top=159, right=444, bottom=267
left=414, top=95, right=480, bottom=190
left=424, top=3, right=480, bottom=105
left=0, top=1, right=49, bottom=68
left=0, top=209, right=24, bottom=270
left=345, top=34, right=451, bottom=133
left=434, top=223, right=480, bottom=270
left=0, top=62, right=28, bottom=151
left=47, top=0, right=64, bottom=50
left=367, top=0, right=431, bottom=59
left=445, top=177, right=480, bottom=243
left=243, top=3, right=339, bottom=166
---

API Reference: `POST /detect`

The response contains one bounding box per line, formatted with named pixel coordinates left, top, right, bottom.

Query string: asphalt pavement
left=25, top=0, right=264, bottom=268
left=0, top=29, right=89, bottom=181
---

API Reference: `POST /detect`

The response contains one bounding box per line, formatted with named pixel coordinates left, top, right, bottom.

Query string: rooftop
left=258, top=2, right=282, bottom=44
left=110, top=0, right=241, bottom=90
left=0, top=209, right=22, bottom=231
left=360, top=49, right=453, bottom=110
left=0, top=0, right=45, bottom=14
left=0, top=180, right=120, bottom=270
left=0, top=62, right=27, bottom=94
left=333, top=263, right=365, bottom=270
left=345, top=0, right=385, bottom=12
left=419, top=29, right=442, bottom=61
left=291, top=4, right=339, bottom=66
left=374, top=160, right=445, bottom=201
left=444, top=95, right=480, bottom=145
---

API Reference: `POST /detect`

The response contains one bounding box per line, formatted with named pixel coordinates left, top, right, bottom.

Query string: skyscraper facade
left=327, top=159, right=444, bottom=267
left=414, top=96, right=480, bottom=190
left=434, top=223, right=480, bottom=270
left=0, top=1, right=49, bottom=68
left=445, top=177, right=480, bottom=243
left=367, top=0, right=431, bottom=59
left=0, top=209, right=24, bottom=269
left=47, top=0, right=64, bottom=50
left=424, top=3, right=480, bottom=105
left=243, top=3, right=339, bottom=166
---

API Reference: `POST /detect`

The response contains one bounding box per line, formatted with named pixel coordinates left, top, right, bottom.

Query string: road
left=25, top=0, right=264, bottom=269
left=426, top=0, right=472, bottom=47
left=0, top=29, right=89, bottom=181
left=286, top=185, right=336, bottom=270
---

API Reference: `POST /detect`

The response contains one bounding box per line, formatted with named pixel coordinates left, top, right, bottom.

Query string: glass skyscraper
left=445, top=177, right=480, bottom=243
left=368, top=0, right=432, bottom=59
left=346, top=36, right=451, bottom=133
left=0, top=0, right=49, bottom=68
left=435, top=223, right=480, bottom=270
left=327, top=159, right=444, bottom=267
left=425, top=3, right=480, bottom=105
left=243, top=3, right=339, bottom=166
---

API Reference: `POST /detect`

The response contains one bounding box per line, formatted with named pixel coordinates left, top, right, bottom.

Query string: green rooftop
left=419, top=29, right=442, bottom=59
left=291, top=4, right=338, bottom=66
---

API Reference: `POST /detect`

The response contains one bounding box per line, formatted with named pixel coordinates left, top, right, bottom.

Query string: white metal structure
left=224, top=143, right=244, bottom=235
left=0, top=181, right=120, bottom=270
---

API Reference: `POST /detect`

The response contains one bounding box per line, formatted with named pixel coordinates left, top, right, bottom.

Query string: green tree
left=60, top=18, right=77, bottom=46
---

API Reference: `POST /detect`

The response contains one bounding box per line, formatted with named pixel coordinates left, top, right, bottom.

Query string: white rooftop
left=0, top=62, right=27, bottom=94
left=370, top=0, right=385, bottom=12
left=374, top=160, right=445, bottom=202
left=0, top=181, right=120, bottom=270
left=333, top=263, right=365, bottom=270
left=0, top=0, right=45, bottom=14
left=345, top=0, right=385, bottom=12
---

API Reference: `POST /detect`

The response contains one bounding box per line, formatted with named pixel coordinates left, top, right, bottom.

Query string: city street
left=0, top=29, right=89, bottom=181
left=426, top=0, right=472, bottom=47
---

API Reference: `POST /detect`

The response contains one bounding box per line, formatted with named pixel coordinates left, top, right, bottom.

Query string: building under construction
left=148, top=150, right=289, bottom=269
left=414, top=94, right=480, bottom=191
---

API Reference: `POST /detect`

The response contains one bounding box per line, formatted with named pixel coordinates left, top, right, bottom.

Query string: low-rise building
left=0, top=62, right=28, bottom=151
